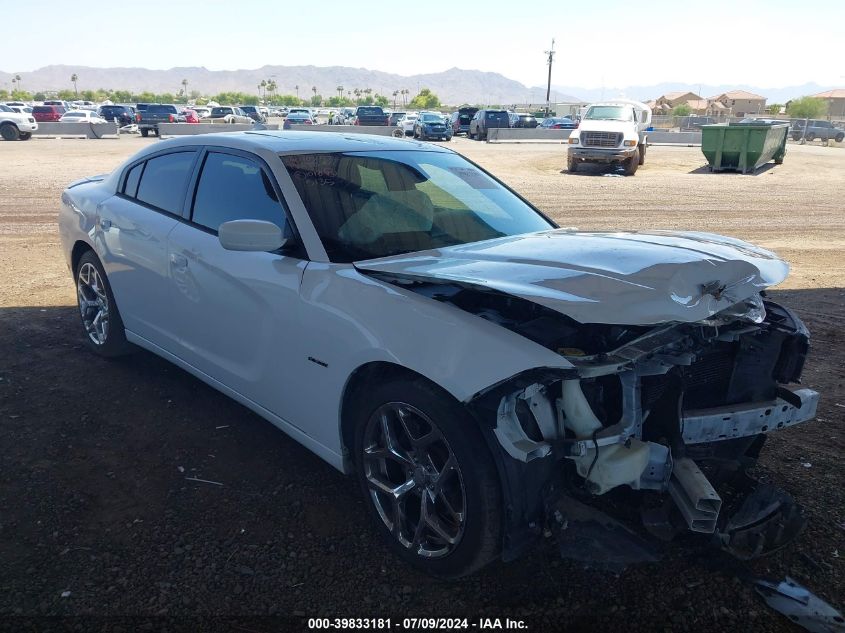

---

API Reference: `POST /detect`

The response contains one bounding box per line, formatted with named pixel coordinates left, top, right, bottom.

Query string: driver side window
left=191, top=152, right=289, bottom=235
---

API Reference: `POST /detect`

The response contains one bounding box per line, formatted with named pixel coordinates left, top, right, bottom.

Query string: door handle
left=99, top=218, right=112, bottom=230
left=170, top=253, right=188, bottom=269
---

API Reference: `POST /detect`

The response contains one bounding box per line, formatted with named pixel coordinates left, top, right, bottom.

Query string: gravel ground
left=0, top=135, right=843, bottom=632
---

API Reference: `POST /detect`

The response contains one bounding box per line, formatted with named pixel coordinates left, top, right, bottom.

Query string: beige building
left=653, top=91, right=701, bottom=113
left=812, top=89, right=845, bottom=118
left=707, top=90, right=767, bottom=116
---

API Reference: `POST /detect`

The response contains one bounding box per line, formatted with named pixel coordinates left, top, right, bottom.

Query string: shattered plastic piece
left=754, top=576, right=845, bottom=633
left=802, top=462, right=813, bottom=468
left=60, top=590, right=71, bottom=598
left=554, top=495, right=660, bottom=571
left=177, top=466, right=185, bottom=473
left=719, top=482, right=805, bottom=560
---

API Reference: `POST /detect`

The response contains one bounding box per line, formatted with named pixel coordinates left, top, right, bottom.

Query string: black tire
left=791, top=133, right=801, bottom=141
left=153, top=127, right=160, bottom=137
left=1, top=123, right=21, bottom=141
left=75, top=250, right=133, bottom=358
left=567, top=154, right=578, bottom=172
left=468, top=128, right=474, bottom=140
left=353, top=378, right=502, bottom=578
left=624, top=148, right=640, bottom=176
left=835, top=134, right=844, bottom=143
left=140, top=128, right=149, bottom=138
left=19, top=132, right=32, bottom=141
left=638, top=143, right=646, bottom=165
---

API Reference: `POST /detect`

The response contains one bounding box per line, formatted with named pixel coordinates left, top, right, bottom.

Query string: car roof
left=134, top=130, right=456, bottom=156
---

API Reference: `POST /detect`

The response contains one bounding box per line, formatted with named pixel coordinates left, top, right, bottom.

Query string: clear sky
left=2, top=0, right=843, bottom=89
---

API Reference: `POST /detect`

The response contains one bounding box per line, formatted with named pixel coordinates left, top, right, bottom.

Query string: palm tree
left=392, top=90, right=399, bottom=109
left=259, top=79, right=267, bottom=101
left=336, top=85, right=344, bottom=100
left=13, top=74, right=22, bottom=95
left=181, top=79, right=188, bottom=102
left=267, top=80, right=277, bottom=103
left=294, top=84, right=300, bottom=101
left=70, top=73, right=78, bottom=97
left=353, top=88, right=361, bottom=104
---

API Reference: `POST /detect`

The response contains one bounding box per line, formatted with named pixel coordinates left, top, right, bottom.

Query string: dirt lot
left=1, top=136, right=843, bottom=632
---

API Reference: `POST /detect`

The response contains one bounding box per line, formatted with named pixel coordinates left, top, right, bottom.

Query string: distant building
left=653, top=91, right=701, bottom=113
left=812, top=89, right=845, bottom=118
left=707, top=90, right=767, bottom=117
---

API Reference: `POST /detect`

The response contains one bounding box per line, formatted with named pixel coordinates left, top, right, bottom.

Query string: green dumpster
left=701, top=123, right=788, bottom=174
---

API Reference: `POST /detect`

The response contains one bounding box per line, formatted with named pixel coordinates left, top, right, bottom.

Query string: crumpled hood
left=355, top=229, right=790, bottom=325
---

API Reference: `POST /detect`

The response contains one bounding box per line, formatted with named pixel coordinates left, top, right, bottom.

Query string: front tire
left=638, top=143, right=646, bottom=165
left=353, top=378, right=502, bottom=578
left=140, top=128, right=149, bottom=137
left=567, top=154, right=578, bottom=172
left=624, top=148, right=640, bottom=175
left=75, top=251, right=133, bottom=357
left=1, top=123, right=21, bottom=141
left=19, top=131, right=32, bottom=140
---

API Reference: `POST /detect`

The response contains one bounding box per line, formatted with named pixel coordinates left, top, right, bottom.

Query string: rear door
left=97, top=149, right=199, bottom=348
left=165, top=147, right=308, bottom=419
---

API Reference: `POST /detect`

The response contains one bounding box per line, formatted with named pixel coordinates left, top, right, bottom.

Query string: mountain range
left=0, top=65, right=837, bottom=106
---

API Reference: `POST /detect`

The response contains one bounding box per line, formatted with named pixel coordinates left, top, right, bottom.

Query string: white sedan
left=58, top=131, right=818, bottom=577
left=59, top=110, right=107, bottom=123
left=397, top=112, right=418, bottom=136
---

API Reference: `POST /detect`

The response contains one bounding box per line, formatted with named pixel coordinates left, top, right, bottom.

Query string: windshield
left=281, top=150, right=554, bottom=262
left=0, top=105, right=12, bottom=113
left=357, top=107, right=383, bottom=115
left=420, top=114, right=442, bottom=122
left=585, top=105, right=633, bottom=121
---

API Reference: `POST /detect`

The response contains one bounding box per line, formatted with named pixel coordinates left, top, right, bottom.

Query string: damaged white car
left=58, top=132, right=818, bottom=578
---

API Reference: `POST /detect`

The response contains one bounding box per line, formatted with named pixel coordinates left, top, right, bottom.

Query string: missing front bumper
left=681, top=388, right=819, bottom=445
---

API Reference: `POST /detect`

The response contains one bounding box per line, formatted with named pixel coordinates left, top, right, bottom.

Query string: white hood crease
left=355, top=229, right=790, bottom=326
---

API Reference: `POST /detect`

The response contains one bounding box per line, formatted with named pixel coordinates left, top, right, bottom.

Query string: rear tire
left=75, top=250, right=133, bottom=358
left=140, top=128, right=149, bottom=138
left=353, top=378, right=502, bottom=578
left=19, top=131, right=32, bottom=141
left=1, top=123, right=21, bottom=141
left=836, top=133, right=844, bottom=143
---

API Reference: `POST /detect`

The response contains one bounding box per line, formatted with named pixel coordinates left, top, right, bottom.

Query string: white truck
left=0, top=104, right=38, bottom=141
left=567, top=99, right=651, bottom=175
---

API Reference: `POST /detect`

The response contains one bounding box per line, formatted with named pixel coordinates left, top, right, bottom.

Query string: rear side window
left=136, top=152, right=196, bottom=214
left=123, top=162, right=143, bottom=197
left=33, top=106, right=52, bottom=114
left=192, top=152, right=287, bottom=232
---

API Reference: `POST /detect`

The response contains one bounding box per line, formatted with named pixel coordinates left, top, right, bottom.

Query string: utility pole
left=544, top=39, right=555, bottom=117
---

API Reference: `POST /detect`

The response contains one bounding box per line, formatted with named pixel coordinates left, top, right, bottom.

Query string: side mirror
left=218, top=219, right=285, bottom=252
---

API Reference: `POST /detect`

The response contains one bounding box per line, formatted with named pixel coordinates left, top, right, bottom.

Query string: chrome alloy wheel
left=362, top=402, right=466, bottom=558
left=77, top=262, right=109, bottom=345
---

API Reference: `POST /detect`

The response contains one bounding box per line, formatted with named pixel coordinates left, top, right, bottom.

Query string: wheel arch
left=71, top=240, right=95, bottom=275
left=340, top=361, right=457, bottom=469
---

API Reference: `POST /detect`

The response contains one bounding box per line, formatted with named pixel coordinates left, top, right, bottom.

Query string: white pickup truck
left=0, top=104, right=38, bottom=141
left=567, top=100, right=651, bottom=175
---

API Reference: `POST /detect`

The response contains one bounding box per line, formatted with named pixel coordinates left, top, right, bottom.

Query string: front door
left=165, top=149, right=308, bottom=423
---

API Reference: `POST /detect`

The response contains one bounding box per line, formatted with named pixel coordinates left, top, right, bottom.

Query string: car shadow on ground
left=0, top=287, right=842, bottom=630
